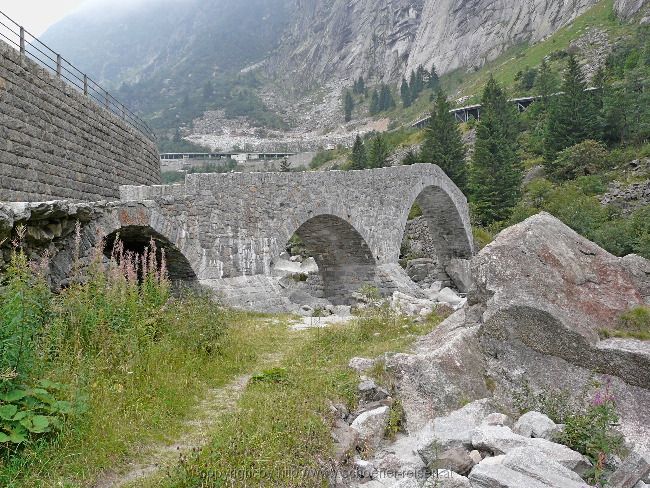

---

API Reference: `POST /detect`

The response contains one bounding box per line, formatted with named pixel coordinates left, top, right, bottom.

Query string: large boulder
left=472, top=212, right=650, bottom=453
left=468, top=447, right=591, bottom=488
left=384, top=310, right=491, bottom=431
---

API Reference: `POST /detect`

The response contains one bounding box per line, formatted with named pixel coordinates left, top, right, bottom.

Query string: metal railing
left=0, top=10, right=155, bottom=141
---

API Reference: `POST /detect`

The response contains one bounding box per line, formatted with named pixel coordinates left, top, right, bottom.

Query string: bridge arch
left=285, top=213, right=378, bottom=304
left=49, top=204, right=202, bottom=288
left=398, top=173, right=474, bottom=266
left=103, top=225, right=198, bottom=284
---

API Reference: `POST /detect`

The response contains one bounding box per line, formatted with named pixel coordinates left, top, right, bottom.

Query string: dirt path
left=91, top=373, right=252, bottom=488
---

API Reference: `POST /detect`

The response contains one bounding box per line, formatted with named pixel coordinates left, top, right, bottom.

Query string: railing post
left=83, top=74, right=88, bottom=95
left=56, top=54, right=61, bottom=78
left=19, top=27, right=25, bottom=54
left=104, top=91, right=109, bottom=109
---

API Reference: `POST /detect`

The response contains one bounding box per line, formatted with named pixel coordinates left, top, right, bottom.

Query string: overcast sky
left=1, top=0, right=90, bottom=36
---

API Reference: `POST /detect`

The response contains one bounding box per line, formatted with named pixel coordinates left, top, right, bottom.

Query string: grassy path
left=1, top=307, right=442, bottom=488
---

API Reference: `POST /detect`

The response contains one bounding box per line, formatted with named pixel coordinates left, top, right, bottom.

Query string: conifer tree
left=344, top=91, right=354, bottom=122
left=358, top=76, right=366, bottom=96
left=429, top=63, right=440, bottom=90
left=420, top=90, right=467, bottom=192
left=470, top=76, right=522, bottom=225
left=349, top=135, right=367, bottom=170
left=367, top=135, right=391, bottom=168
left=544, top=55, right=600, bottom=161
left=415, top=65, right=426, bottom=95
left=369, top=89, right=380, bottom=115
left=535, top=58, right=557, bottom=110
left=400, top=77, right=412, bottom=108
left=379, top=84, right=395, bottom=111
left=409, top=70, right=418, bottom=101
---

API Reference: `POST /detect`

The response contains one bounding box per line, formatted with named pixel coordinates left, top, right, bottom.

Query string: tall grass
left=0, top=229, right=251, bottom=487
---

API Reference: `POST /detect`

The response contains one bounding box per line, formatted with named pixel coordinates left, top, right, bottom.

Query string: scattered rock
left=417, top=399, right=493, bottom=465
left=350, top=406, right=390, bottom=449
left=471, top=425, right=591, bottom=475
left=353, top=457, right=375, bottom=479
left=331, top=418, right=359, bottom=462
left=349, top=357, right=375, bottom=374
left=469, top=449, right=483, bottom=464
left=469, top=446, right=589, bottom=488
left=391, top=290, right=436, bottom=316
left=431, top=447, right=476, bottom=475
left=513, top=411, right=560, bottom=440
left=436, top=287, right=465, bottom=309
left=445, top=259, right=472, bottom=293
left=607, top=449, right=650, bottom=488
left=481, top=413, right=513, bottom=428
left=358, top=379, right=390, bottom=403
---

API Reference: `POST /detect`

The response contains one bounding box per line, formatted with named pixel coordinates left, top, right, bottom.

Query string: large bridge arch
left=49, top=203, right=203, bottom=288
left=286, top=213, right=378, bottom=304
left=397, top=176, right=474, bottom=265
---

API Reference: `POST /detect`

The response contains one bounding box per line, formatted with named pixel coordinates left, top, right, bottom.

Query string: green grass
left=151, top=310, right=444, bottom=488
left=600, top=306, right=650, bottom=340
left=0, top=301, right=291, bottom=488
left=441, top=0, right=629, bottom=99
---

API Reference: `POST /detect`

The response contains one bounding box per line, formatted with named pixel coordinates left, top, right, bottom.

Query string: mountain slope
left=271, top=0, right=602, bottom=91
left=42, top=0, right=290, bottom=89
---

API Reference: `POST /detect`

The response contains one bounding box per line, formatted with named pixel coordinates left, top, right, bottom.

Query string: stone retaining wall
left=0, top=40, right=160, bottom=202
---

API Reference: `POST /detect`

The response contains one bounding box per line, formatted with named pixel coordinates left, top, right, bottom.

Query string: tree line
left=348, top=46, right=650, bottom=227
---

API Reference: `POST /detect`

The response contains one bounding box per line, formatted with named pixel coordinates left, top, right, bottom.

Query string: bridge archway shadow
left=103, top=225, right=198, bottom=286
left=289, top=214, right=377, bottom=305
left=400, top=183, right=474, bottom=288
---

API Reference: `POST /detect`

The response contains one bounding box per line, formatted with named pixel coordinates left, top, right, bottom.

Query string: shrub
left=557, top=380, right=624, bottom=484
left=546, top=140, right=609, bottom=181
left=0, top=246, right=74, bottom=447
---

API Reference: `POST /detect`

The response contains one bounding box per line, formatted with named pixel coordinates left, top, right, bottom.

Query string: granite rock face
left=345, top=212, right=650, bottom=487
left=615, top=0, right=649, bottom=19
left=272, top=0, right=601, bottom=88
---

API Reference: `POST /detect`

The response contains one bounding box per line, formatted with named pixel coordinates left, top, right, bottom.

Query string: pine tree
left=349, top=135, right=368, bottom=170
left=409, top=70, right=418, bottom=101
left=470, top=76, right=522, bottom=225
left=344, top=91, right=354, bottom=122
left=369, top=89, right=380, bottom=115
left=429, top=63, right=440, bottom=90
left=415, top=65, right=426, bottom=95
left=400, top=77, right=412, bottom=108
left=420, top=90, right=467, bottom=192
left=544, top=55, right=600, bottom=161
left=367, top=135, right=391, bottom=168
left=379, top=84, right=395, bottom=111
left=358, top=76, right=366, bottom=96
left=535, top=58, right=557, bottom=110
left=280, top=158, right=291, bottom=172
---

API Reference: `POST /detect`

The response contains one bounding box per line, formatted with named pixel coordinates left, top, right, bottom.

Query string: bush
left=557, top=380, right=624, bottom=484
left=546, top=140, right=610, bottom=181
left=0, top=246, right=75, bottom=447
left=514, top=380, right=624, bottom=485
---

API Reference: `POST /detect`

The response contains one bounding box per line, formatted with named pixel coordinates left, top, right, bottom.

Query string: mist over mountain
left=42, top=0, right=290, bottom=87
left=40, top=0, right=648, bottom=139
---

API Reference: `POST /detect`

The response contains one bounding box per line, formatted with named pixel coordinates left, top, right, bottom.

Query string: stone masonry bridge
left=2, top=164, right=473, bottom=311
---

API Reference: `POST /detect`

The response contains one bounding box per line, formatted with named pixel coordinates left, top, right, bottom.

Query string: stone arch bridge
left=3, top=164, right=473, bottom=311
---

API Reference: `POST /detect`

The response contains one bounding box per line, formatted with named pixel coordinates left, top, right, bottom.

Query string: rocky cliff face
left=614, top=0, right=649, bottom=19
left=272, top=0, right=600, bottom=90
